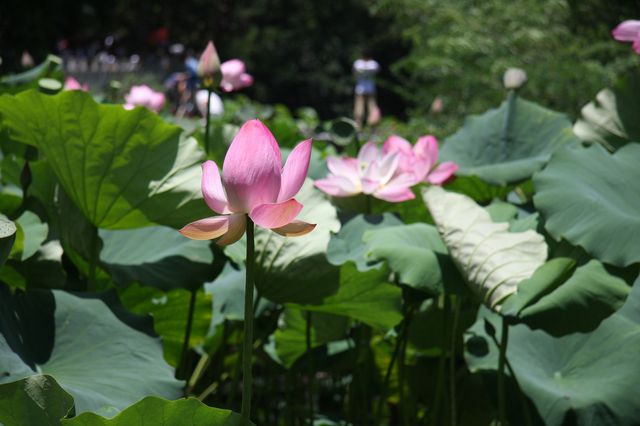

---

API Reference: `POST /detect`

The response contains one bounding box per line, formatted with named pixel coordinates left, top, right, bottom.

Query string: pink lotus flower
left=382, top=135, right=458, bottom=185
left=180, top=120, right=316, bottom=245
left=124, top=85, right=166, bottom=113
left=64, top=76, right=89, bottom=92
left=220, top=59, right=254, bottom=92
left=612, top=20, right=640, bottom=53
left=314, top=142, right=416, bottom=202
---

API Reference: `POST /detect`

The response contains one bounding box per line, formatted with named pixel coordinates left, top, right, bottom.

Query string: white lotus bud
left=503, top=67, right=527, bottom=90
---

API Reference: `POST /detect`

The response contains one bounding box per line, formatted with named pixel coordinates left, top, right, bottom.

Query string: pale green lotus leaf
left=423, top=186, right=547, bottom=309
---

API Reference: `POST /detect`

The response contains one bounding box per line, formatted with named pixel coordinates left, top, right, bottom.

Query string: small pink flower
left=314, top=142, right=416, bottom=203
left=64, top=76, right=89, bottom=92
left=612, top=20, right=640, bottom=54
left=220, top=59, right=254, bottom=92
left=382, top=135, right=458, bottom=185
left=180, top=119, right=316, bottom=245
left=124, top=85, right=166, bottom=113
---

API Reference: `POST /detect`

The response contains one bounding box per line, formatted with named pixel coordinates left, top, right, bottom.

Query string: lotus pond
left=0, top=37, right=640, bottom=426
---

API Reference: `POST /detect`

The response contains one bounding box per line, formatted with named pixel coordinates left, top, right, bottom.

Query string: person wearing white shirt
left=353, top=53, right=381, bottom=128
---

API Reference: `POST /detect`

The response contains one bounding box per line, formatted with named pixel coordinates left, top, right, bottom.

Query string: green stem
left=449, top=297, right=461, bottom=426
left=178, top=289, right=198, bottom=382
left=241, top=217, right=256, bottom=424
left=488, top=330, right=532, bottom=426
left=204, top=89, right=212, bottom=155
left=431, top=295, right=450, bottom=426
left=497, top=318, right=509, bottom=426
left=399, top=327, right=409, bottom=426
left=501, top=90, right=516, bottom=153
left=87, top=225, right=99, bottom=291
left=306, top=311, right=314, bottom=425
left=376, top=306, right=413, bottom=419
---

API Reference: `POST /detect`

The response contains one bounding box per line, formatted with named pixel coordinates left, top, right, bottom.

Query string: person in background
left=353, top=52, right=381, bottom=128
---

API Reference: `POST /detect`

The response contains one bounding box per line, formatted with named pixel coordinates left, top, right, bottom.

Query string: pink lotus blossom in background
left=124, top=85, right=166, bottom=113
left=220, top=59, right=254, bottom=92
left=612, top=20, right=640, bottom=53
left=180, top=119, right=315, bottom=245
left=64, top=76, right=89, bottom=92
left=314, top=142, right=416, bottom=202
left=383, top=135, right=458, bottom=185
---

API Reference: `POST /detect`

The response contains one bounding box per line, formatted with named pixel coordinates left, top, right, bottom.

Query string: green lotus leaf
left=362, top=223, right=447, bottom=294
left=11, top=210, right=48, bottom=261
left=99, top=225, right=220, bottom=292
left=0, top=285, right=182, bottom=413
left=269, top=307, right=349, bottom=368
left=326, top=213, right=403, bottom=271
left=423, top=186, right=547, bottom=309
left=533, top=143, right=640, bottom=267
left=441, top=96, right=580, bottom=185
left=0, top=90, right=210, bottom=229
left=0, top=374, right=73, bottom=426
left=465, top=278, right=640, bottom=425
left=119, top=284, right=213, bottom=366
left=290, top=262, right=403, bottom=330
left=62, top=396, right=249, bottom=425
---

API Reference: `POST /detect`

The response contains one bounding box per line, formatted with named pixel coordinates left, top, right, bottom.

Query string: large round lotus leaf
left=119, top=284, right=212, bottom=367
left=63, top=396, right=249, bottom=425
left=573, top=71, right=640, bottom=151
left=441, top=97, right=580, bottom=185
left=423, top=186, right=547, bottom=309
left=465, top=278, right=640, bottom=425
left=0, top=285, right=182, bottom=413
left=290, top=262, right=403, bottom=330
left=0, top=90, right=210, bottom=229
left=326, top=213, right=403, bottom=271
left=362, top=223, right=448, bottom=295
left=99, top=225, right=221, bottom=291
left=0, top=374, right=73, bottom=426
left=533, top=143, right=640, bottom=267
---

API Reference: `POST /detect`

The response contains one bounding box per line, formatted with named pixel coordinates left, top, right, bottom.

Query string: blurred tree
left=370, top=0, right=640, bottom=134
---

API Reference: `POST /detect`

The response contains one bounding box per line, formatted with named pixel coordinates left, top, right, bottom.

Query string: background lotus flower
left=124, top=85, right=166, bottom=113
left=382, top=135, right=458, bottom=185
left=180, top=119, right=315, bottom=245
left=196, top=90, right=224, bottom=117
left=612, top=20, right=640, bottom=53
left=314, top=141, right=416, bottom=202
left=220, top=59, right=254, bottom=92
left=64, top=76, right=89, bottom=92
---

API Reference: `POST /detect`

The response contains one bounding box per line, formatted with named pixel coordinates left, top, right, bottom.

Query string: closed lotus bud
left=198, top=41, right=222, bottom=89
left=503, top=67, right=527, bottom=90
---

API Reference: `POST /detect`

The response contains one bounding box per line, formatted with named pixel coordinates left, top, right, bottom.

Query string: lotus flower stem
left=241, top=216, right=256, bottom=424
left=375, top=304, right=414, bottom=419
left=497, top=318, right=509, bottom=426
left=87, top=225, right=99, bottom=290
left=502, top=90, right=517, bottom=149
left=431, top=294, right=451, bottom=425
left=178, top=288, right=198, bottom=381
left=204, top=89, right=212, bottom=155
left=306, top=311, right=314, bottom=424
left=449, top=296, right=462, bottom=426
